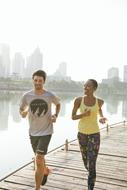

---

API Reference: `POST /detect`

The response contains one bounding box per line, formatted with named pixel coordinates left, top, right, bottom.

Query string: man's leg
left=30, top=135, right=52, bottom=190
left=35, top=135, right=52, bottom=189
left=35, top=153, right=45, bottom=190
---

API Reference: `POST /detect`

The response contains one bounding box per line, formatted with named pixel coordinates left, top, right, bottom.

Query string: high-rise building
left=11, top=52, right=25, bottom=78
left=107, top=67, right=119, bottom=80
left=123, top=65, right=127, bottom=83
left=49, top=62, right=71, bottom=81
left=0, top=44, right=11, bottom=78
left=25, top=47, right=43, bottom=78
left=54, top=62, right=67, bottom=77
left=0, top=55, right=4, bottom=77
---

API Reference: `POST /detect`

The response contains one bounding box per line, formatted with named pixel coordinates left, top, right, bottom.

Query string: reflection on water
left=0, top=91, right=80, bottom=131
left=0, top=91, right=127, bottom=132
left=0, top=91, right=126, bottom=179
left=0, top=92, right=22, bottom=131
left=103, top=95, right=127, bottom=121
left=0, top=100, right=9, bottom=131
left=105, top=96, right=119, bottom=114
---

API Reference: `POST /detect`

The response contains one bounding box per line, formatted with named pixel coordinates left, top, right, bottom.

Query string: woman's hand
left=82, top=109, right=91, bottom=117
left=99, top=117, right=107, bottom=124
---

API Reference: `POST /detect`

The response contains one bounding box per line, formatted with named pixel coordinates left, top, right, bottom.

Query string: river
left=0, top=91, right=127, bottom=180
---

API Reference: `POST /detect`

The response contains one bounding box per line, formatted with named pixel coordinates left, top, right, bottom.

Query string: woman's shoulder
left=74, top=96, right=82, bottom=101
left=74, top=96, right=83, bottom=105
left=96, top=97, right=104, bottom=107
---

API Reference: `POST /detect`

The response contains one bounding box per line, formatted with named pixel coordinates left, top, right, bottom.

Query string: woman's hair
left=32, top=70, right=47, bottom=81
left=89, top=79, right=98, bottom=89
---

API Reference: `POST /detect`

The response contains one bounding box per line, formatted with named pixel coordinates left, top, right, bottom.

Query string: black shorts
left=30, top=135, right=52, bottom=155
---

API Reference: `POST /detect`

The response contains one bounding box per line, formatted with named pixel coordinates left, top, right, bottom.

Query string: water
left=0, top=91, right=127, bottom=180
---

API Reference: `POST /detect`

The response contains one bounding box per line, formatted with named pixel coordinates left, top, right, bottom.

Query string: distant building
left=107, top=67, right=119, bottom=81
left=0, top=44, right=11, bottom=78
left=11, top=52, right=25, bottom=79
left=55, top=62, right=67, bottom=76
left=25, top=47, right=43, bottom=78
left=0, top=55, right=4, bottom=77
left=123, top=65, right=127, bottom=83
left=50, top=62, right=71, bottom=81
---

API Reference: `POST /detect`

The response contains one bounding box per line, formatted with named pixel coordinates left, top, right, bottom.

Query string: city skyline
left=0, top=0, right=127, bottom=82
left=0, top=43, right=127, bottom=82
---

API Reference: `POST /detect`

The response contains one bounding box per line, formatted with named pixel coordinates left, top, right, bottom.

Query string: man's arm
left=19, top=95, right=28, bottom=118
left=19, top=108, right=28, bottom=118
left=51, top=103, right=61, bottom=123
left=54, top=103, right=60, bottom=118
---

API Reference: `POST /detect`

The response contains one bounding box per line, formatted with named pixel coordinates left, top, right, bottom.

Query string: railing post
left=65, top=139, right=68, bottom=151
left=32, top=157, right=35, bottom=170
left=106, top=123, right=109, bottom=133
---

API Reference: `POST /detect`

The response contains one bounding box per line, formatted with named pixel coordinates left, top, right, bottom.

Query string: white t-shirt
left=19, top=90, right=60, bottom=136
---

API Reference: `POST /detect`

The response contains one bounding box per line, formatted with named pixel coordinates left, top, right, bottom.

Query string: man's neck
left=34, top=88, right=45, bottom=95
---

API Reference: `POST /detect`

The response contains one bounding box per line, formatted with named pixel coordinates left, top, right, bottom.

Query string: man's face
left=33, top=75, right=45, bottom=90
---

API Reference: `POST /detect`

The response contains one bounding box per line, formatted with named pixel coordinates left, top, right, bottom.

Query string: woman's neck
left=85, top=94, right=95, bottom=99
left=84, top=95, right=96, bottom=106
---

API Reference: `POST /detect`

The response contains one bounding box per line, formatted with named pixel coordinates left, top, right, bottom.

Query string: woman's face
left=83, top=80, right=97, bottom=95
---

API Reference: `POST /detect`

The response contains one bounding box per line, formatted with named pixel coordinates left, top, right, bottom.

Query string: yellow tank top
left=78, top=97, right=100, bottom=134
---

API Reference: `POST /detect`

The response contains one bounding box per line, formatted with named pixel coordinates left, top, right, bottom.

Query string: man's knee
left=35, top=154, right=45, bottom=167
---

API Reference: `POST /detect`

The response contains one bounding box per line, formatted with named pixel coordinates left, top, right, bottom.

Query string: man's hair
left=32, top=70, right=47, bottom=82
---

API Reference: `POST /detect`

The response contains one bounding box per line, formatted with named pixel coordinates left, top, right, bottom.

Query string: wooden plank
left=0, top=123, right=127, bottom=190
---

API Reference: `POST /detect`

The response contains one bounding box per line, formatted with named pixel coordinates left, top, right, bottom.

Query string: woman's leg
left=77, top=132, right=88, bottom=170
left=87, top=133, right=100, bottom=190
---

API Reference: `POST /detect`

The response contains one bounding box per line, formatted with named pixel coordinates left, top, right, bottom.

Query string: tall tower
left=12, top=52, right=25, bottom=78
left=25, top=47, right=43, bottom=78
left=54, top=62, right=67, bottom=77
left=123, top=65, right=127, bottom=83
left=107, top=67, right=119, bottom=81
left=0, top=44, right=11, bottom=78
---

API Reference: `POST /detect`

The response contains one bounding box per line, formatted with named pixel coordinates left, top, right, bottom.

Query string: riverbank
left=1, top=78, right=127, bottom=96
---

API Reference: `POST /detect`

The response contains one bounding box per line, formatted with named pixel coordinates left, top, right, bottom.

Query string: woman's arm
left=71, top=97, right=90, bottom=120
left=98, top=99, right=107, bottom=124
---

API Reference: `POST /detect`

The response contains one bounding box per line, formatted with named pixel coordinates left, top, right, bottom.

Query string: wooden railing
left=102, top=120, right=127, bottom=132
left=64, top=120, right=127, bottom=152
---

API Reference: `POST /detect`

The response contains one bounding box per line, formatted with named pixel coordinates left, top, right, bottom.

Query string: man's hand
left=20, top=111, right=28, bottom=118
left=51, top=114, right=57, bottom=123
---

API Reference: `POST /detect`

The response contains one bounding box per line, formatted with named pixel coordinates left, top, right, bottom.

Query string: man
left=19, top=70, right=60, bottom=190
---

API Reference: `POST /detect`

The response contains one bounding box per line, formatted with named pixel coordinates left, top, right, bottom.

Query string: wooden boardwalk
left=0, top=122, right=127, bottom=190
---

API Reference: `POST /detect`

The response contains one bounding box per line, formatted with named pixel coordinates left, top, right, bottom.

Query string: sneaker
left=41, top=167, right=50, bottom=186
left=41, top=174, right=48, bottom=186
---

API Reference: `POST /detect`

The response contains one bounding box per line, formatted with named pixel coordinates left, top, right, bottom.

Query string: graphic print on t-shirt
left=30, top=99, right=48, bottom=117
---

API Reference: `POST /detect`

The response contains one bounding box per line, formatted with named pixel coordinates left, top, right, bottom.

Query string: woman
left=71, top=79, right=106, bottom=190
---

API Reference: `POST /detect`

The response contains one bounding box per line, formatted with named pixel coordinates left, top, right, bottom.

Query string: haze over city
left=0, top=0, right=127, bottom=82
